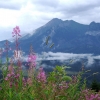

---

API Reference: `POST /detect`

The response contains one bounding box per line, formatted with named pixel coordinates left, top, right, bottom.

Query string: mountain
left=1, top=18, right=100, bottom=55
left=1, top=19, right=100, bottom=84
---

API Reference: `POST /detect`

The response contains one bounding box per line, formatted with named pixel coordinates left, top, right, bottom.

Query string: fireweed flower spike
left=5, top=58, right=22, bottom=88
left=12, top=26, right=21, bottom=59
left=27, top=45, right=36, bottom=83
left=4, top=40, right=11, bottom=64
left=12, top=26, right=22, bottom=73
left=4, top=40, right=10, bottom=56
left=12, top=26, right=21, bottom=36
left=28, top=54, right=36, bottom=68
left=5, top=26, right=23, bottom=88
left=5, top=59, right=14, bottom=87
left=28, top=45, right=36, bottom=69
left=37, top=67, right=46, bottom=83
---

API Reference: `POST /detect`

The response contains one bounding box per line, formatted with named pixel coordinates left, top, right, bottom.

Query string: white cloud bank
left=36, top=52, right=100, bottom=67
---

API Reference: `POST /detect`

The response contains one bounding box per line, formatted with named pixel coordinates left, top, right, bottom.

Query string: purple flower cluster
left=79, top=89, right=100, bottom=100
left=4, top=60, right=22, bottom=88
left=12, top=26, right=21, bottom=37
left=37, top=67, right=46, bottom=83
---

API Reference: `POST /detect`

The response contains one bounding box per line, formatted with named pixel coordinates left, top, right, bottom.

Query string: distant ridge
left=0, top=18, right=100, bottom=54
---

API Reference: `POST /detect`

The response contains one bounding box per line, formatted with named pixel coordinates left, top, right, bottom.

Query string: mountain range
left=1, top=18, right=100, bottom=55
left=1, top=18, right=100, bottom=84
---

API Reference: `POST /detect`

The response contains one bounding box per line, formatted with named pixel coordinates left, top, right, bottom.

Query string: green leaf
left=55, top=66, right=62, bottom=71
left=61, top=76, right=72, bottom=81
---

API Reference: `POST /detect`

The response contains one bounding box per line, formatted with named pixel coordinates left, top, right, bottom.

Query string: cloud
left=0, top=0, right=100, bottom=41
left=0, top=0, right=27, bottom=10
left=0, top=27, right=12, bottom=41
left=59, top=0, right=100, bottom=13
left=2, top=51, right=99, bottom=70
left=31, top=0, right=58, bottom=8
left=36, top=52, right=100, bottom=67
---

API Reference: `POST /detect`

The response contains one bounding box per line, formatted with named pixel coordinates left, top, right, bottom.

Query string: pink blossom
left=15, top=74, right=20, bottom=79
left=59, top=82, right=69, bottom=90
left=15, top=26, right=19, bottom=30
left=85, top=93, right=99, bottom=100
left=39, top=67, right=43, bottom=72
left=65, top=83, right=69, bottom=89
left=28, top=54, right=36, bottom=62
left=98, top=97, right=100, bottom=100
left=16, top=74, right=20, bottom=77
left=37, top=67, right=46, bottom=83
left=8, top=65, right=14, bottom=73
left=7, top=74, right=11, bottom=77
left=28, top=54, right=36, bottom=68
left=5, top=77, right=9, bottom=81
left=12, top=26, right=21, bottom=36
left=27, top=78, right=32, bottom=85
left=11, top=72, right=15, bottom=76
left=22, top=77, right=26, bottom=82
left=22, top=77, right=27, bottom=86
left=32, top=62, right=36, bottom=66
left=59, top=85, right=63, bottom=89
left=9, top=82, right=12, bottom=88
left=93, top=94, right=98, bottom=98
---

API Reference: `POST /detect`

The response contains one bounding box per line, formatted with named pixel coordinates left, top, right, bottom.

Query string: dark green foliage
left=91, top=79, right=100, bottom=92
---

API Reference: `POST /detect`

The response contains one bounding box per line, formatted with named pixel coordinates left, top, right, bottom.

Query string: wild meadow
left=0, top=26, right=100, bottom=100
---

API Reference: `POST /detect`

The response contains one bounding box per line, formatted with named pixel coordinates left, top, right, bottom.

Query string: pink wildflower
left=27, top=77, right=32, bottom=85
left=59, top=82, right=69, bottom=90
left=12, top=26, right=21, bottom=36
left=28, top=54, right=36, bottom=68
left=28, top=54, right=36, bottom=62
left=8, top=65, right=14, bottom=73
left=7, top=74, right=11, bottom=77
left=15, top=74, right=20, bottom=79
left=37, top=67, right=46, bottom=83
left=22, top=77, right=27, bottom=86
left=11, top=72, right=15, bottom=76
left=88, top=94, right=99, bottom=100
left=9, top=82, right=12, bottom=88
left=84, top=90, right=100, bottom=100
left=5, top=77, right=9, bottom=81
left=98, top=97, right=100, bottom=100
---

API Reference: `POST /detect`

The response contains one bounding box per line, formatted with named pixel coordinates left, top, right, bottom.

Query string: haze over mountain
left=1, top=18, right=100, bottom=55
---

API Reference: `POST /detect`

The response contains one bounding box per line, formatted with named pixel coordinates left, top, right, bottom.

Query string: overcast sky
left=0, top=0, right=100, bottom=41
